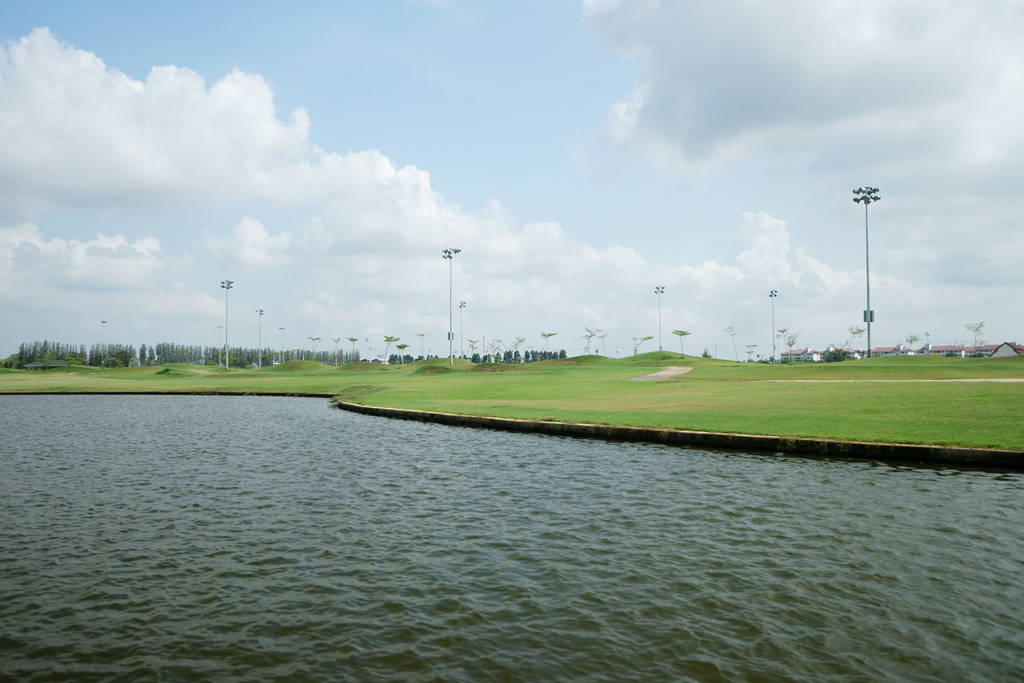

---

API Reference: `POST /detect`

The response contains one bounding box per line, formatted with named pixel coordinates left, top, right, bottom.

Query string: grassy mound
left=263, top=360, right=327, bottom=372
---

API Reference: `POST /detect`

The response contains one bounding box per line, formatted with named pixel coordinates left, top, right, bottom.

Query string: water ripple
left=1, top=395, right=1022, bottom=681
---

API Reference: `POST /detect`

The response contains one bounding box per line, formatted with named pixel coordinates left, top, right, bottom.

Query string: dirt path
left=758, top=378, right=1024, bottom=383
left=629, top=366, right=693, bottom=381
left=189, top=368, right=215, bottom=375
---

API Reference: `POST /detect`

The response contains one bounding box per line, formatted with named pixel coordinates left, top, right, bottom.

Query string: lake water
left=1, top=395, right=1022, bottom=680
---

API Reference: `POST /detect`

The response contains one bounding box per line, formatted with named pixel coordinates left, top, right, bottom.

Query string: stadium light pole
left=256, top=308, right=264, bottom=368
left=220, top=280, right=234, bottom=369
left=852, top=187, right=880, bottom=358
left=769, top=290, right=778, bottom=363
left=654, top=286, right=666, bottom=351
left=99, top=320, right=107, bottom=367
left=459, top=301, right=467, bottom=359
left=442, top=248, right=461, bottom=366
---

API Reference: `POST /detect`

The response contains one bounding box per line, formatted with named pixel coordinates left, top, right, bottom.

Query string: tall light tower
left=256, top=308, right=264, bottom=368
left=220, top=280, right=234, bottom=368
left=769, top=289, right=778, bottom=363
left=99, top=320, right=107, bottom=367
left=654, top=286, right=666, bottom=351
left=442, top=248, right=461, bottom=366
left=278, top=326, right=286, bottom=365
left=852, top=187, right=880, bottom=358
left=459, top=301, right=467, bottom=359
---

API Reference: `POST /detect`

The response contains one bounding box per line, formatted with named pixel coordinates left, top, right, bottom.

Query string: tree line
left=3, top=340, right=361, bottom=368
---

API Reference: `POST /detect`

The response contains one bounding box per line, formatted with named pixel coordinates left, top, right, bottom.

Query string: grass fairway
left=2, top=353, right=1023, bottom=450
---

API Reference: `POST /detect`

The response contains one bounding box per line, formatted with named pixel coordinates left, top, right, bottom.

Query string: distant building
left=925, top=345, right=966, bottom=358
left=989, top=342, right=1024, bottom=358
left=780, top=347, right=822, bottom=362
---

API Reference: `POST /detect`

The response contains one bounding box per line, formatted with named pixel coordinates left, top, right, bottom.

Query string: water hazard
left=2, top=395, right=1022, bottom=680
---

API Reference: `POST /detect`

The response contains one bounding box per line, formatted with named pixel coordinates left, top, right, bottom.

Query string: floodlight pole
left=654, top=286, right=665, bottom=350
left=99, top=320, right=107, bottom=367
left=459, top=301, right=467, bottom=359
left=853, top=187, right=880, bottom=358
left=220, top=280, right=234, bottom=368
left=442, top=248, right=461, bottom=366
left=256, top=308, right=264, bottom=368
left=769, top=290, right=778, bottom=363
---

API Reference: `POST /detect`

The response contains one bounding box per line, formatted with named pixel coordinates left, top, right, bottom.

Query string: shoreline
left=4, top=391, right=1022, bottom=468
left=330, top=399, right=1024, bottom=470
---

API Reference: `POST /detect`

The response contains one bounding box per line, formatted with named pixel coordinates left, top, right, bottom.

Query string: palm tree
left=724, top=326, right=738, bottom=361
left=598, top=331, right=607, bottom=357
left=383, top=335, right=399, bottom=361
left=965, top=321, right=985, bottom=347
left=417, top=332, right=426, bottom=358
left=511, top=337, right=527, bottom=363
left=308, top=336, right=321, bottom=361
left=347, top=336, right=359, bottom=361
left=745, top=344, right=757, bottom=362
left=671, top=329, right=691, bottom=355
left=332, top=337, right=342, bottom=365
left=540, top=332, right=557, bottom=353
left=632, top=335, right=653, bottom=355
left=489, top=339, right=504, bottom=362
left=395, top=343, right=410, bottom=364
left=582, top=328, right=598, bottom=354
left=466, top=338, right=479, bottom=358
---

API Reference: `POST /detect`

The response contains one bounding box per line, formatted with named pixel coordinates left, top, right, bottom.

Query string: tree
left=745, top=344, right=757, bottom=362
left=905, top=334, right=921, bottom=351
left=632, top=335, right=653, bottom=355
left=784, top=330, right=801, bottom=355
left=466, top=338, right=479, bottom=358
left=347, top=337, right=360, bottom=361
left=671, top=329, right=691, bottom=355
left=965, top=321, right=985, bottom=347
left=724, top=326, right=738, bottom=361
left=307, top=336, right=321, bottom=360
left=383, top=335, right=399, bottom=361
left=582, top=328, right=598, bottom=354
left=540, top=332, right=557, bottom=352
left=395, top=343, right=409, bottom=364
left=846, top=326, right=865, bottom=351
left=508, top=337, right=526, bottom=363
left=489, top=339, right=504, bottom=361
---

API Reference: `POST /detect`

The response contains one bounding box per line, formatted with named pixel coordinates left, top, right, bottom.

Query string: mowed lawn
left=3, top=352, right=1023, bottom=450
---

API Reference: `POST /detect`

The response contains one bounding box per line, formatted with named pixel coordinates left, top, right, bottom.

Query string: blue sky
left=2, top=1, right=1022, bottom=358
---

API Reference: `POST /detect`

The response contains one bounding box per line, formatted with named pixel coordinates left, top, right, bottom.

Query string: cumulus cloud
left=1, top=25, right=1020, bottom=356
left=584, top=0, right=1024, bottom=175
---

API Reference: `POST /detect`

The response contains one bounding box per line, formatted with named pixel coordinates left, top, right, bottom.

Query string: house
left=989, top=342, right=1024, bottom=358
left=871, top=346, right=900, bottom=357
left=926, top=345, right=966, bottom=358
left=780, top=347, right=822, bottom=362
left=964, top=344, right=999, bottom=356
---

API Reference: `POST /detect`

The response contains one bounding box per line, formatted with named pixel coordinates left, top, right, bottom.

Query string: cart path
left=629, top=366, right=693, bottom=381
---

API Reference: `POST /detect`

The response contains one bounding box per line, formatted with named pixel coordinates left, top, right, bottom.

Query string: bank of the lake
left=1, top=352, right=1023, bottom=451
left=2, top=395, right=1022, bottom=680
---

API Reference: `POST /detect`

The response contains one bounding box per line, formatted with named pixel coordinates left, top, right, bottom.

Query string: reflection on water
left=1, top=395, right=1022, bottom=680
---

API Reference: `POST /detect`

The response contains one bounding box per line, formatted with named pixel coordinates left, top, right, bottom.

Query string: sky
left=2, top=0, right=1022, bottom=360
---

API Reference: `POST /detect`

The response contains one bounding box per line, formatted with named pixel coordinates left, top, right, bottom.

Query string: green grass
left=3, top=353, right=1023, bottom=450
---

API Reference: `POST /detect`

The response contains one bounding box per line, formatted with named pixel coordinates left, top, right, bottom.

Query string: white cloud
left=206, top=217, right=292, bottom=266
left=1, top=25, right=1021, bottom=357
left=584, top=1, right=1024, bottom=176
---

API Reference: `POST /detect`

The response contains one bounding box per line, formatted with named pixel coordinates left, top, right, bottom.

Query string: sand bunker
left=629, top=366, right=693, bottom=381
